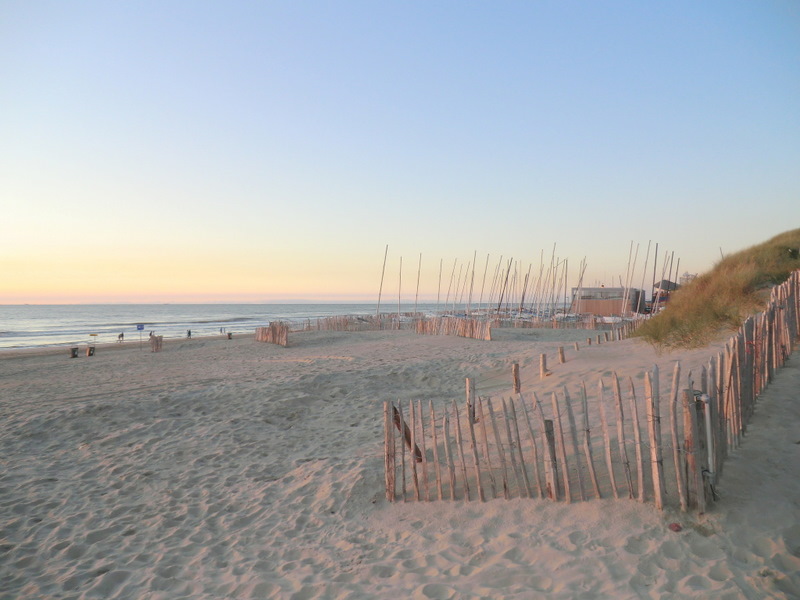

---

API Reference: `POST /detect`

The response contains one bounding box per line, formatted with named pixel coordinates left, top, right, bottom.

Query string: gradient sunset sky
left=2, top=1, right=798, bottom=303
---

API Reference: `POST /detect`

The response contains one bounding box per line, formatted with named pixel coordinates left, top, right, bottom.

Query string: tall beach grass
left=635, top=228, right=800, bottom=349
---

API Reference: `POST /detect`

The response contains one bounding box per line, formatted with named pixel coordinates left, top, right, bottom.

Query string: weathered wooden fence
left=255, top=322, right=289, bottom=346
left=415, top=317, right=493, bottom=341
left=384, top=270, right=800, bottom=511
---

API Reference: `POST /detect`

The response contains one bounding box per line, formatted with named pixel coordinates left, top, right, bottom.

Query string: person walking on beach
left=187, top=329, right=192, bottom=339
left=117, top=332, right=124, bottom=343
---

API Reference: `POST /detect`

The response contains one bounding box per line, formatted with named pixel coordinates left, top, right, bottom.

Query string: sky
left=1, top=1, right=798, bottom=304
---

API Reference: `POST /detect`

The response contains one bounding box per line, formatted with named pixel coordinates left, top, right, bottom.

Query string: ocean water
left=0, top=303, right=453, bottom=350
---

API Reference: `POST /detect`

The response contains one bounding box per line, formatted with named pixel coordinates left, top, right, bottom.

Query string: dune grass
left=635, top=228, right=800, bottom=350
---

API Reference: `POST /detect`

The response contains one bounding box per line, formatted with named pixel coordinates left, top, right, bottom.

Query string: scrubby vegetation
left=635, top=228, right=800, bottom=350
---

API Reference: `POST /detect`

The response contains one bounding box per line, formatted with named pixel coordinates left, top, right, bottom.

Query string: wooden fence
left=415, top=317, right=493, bottom=341
left=384, top=270, right=800, bottom=511
left=255, top=322, right=289, bottom=347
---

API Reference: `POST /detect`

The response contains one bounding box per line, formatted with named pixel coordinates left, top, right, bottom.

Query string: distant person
left=118, top=333, right=124, bottom=343
left=187, top=329, right=192, bottom=339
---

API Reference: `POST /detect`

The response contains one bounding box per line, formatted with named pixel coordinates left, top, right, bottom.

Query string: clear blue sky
left=2, top=1, right=798, bottom=302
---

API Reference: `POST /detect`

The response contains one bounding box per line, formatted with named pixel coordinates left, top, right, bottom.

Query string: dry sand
left=1, top=328, right=798, bottom=599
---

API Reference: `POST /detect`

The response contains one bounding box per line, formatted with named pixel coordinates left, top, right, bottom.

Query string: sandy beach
left=1, top=328, right=798, bottom=599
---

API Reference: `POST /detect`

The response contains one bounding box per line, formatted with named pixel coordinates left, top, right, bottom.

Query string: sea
left=0, top=303, right=452, bottom=350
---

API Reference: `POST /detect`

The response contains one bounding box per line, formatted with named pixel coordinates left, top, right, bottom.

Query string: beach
left=1, top=328, right=798, bottom=599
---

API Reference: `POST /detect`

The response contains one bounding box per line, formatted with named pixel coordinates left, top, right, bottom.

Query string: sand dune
left=1, top=329, right=798, bottom=599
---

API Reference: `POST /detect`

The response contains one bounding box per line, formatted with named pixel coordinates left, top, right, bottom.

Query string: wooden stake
left=509, top=398, right=533, bottom=498
left=668, top=363, right=687, bottom=511
left=612, top=373, right=634, bottom=499
left=384, top=401, right=395, bottom=501
left=393, top=406, right=423, bottom=462
left=465, top=398, right=485, bottom=502
left=580, top=381, right=601, bottom=499
left=512, top=363, right=521, bottom=393
left=398, top=403, right=407, bottom=502
left=430, top=400, right=444, bottom=501
left=682, top=389, right=705, bottom=512
left=645, top=369, right=664, bottom=510
left=487, top=398, right=510, bottom=499
left=451, top=400, right=471, bottom=502
left=563, top=387, right=586, bottom=501
left=477, top=398, right=497, bottom=498
left=501, top=398, right=525, bottom=497
left=533, top=392, right=558, bottom=500
left=551, top=391, right=571, bottom=503
left=417, top=400, right=430, bottom=501
left=627, top=378, right=646, bottom=503
left=518, top=394, right=544, bottom=498
left=442, top=410, right=457, bottom=500
left=540, top=354, right=550, bottom=379
left=409, top=400, right=420, bottom=501
left=598, top=379, right=618, bottom=499
left=558, top=347, right=566, bottom=364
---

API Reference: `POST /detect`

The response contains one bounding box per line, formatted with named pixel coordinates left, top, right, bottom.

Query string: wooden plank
left=512, top=363, right=521, bottom=394
left=580, top=381, right=602, bottom=499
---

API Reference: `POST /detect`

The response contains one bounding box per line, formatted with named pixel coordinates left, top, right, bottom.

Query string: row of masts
left=377, top=242, right=683, bottom=320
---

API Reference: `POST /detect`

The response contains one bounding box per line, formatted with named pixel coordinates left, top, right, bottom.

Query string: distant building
left=570, top=286, right=646, bottom=316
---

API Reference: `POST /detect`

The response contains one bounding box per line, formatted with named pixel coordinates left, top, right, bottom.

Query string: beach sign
left=137, top=324, right=144, bottom=331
